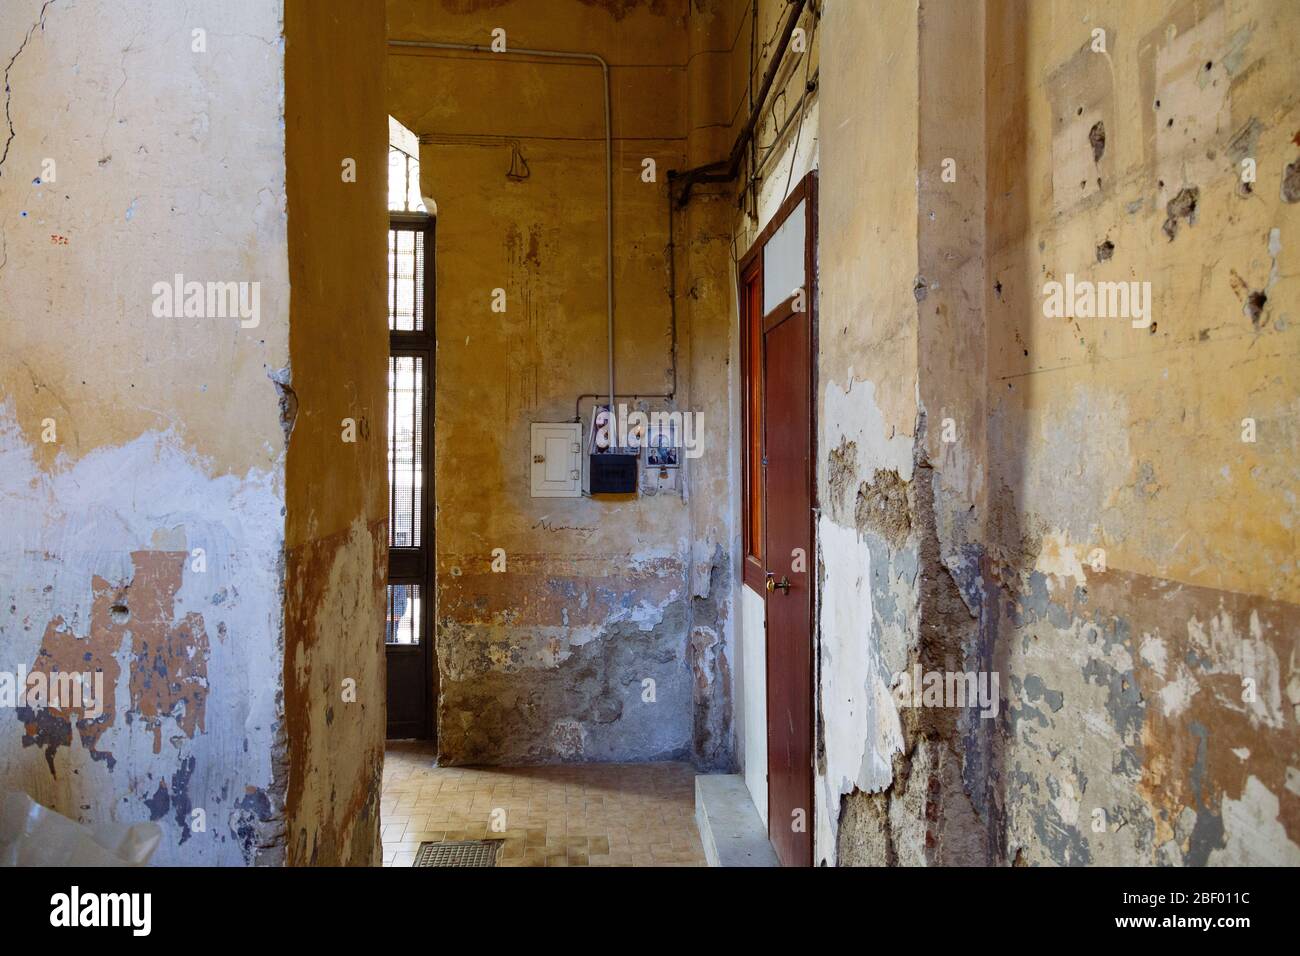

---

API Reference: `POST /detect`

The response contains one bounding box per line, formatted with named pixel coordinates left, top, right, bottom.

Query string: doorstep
left=694, top=774, right=779, bottom=867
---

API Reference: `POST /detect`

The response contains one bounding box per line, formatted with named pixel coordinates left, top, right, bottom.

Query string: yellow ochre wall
left=387, top=0, right=738, bottom=767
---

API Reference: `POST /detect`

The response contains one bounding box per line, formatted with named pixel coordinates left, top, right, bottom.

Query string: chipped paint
left=389, top=0, right=735, bottom=771
left=0, top=410, right=285, bottom=865
left=1, top=0, right=390, bottom=868
left=803, top=0, right=1299, bottom=868
left=815, top=518, right=906, bottom=858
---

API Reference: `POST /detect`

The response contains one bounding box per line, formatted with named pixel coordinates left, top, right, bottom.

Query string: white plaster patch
left=814, top=517, right=904, bottom=865
left=822, top=377, right=915, bottom=486
left=1081, top=709, right=1114, bottom=740
left=1157, top=673, right=1199, bottom=718
left=1034, top=529, right=1089, bottom=587
left=1139, top=632, right=1168, bottom=678
left=0, top=404, right=284, bottom=865
left=1207, top=775, right=1300, bottom=866
left=1052, top=777, right=1080, bottom=827
left=608, top=596, right=673, bottom=632
left=1187, top=608, right=1285, bottom=728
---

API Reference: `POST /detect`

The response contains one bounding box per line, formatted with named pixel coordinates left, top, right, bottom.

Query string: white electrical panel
left=530, top=423, right=582, bottom=498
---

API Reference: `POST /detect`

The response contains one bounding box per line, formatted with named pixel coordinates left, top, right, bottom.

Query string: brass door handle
left=766, top=574, right=791, bottom=594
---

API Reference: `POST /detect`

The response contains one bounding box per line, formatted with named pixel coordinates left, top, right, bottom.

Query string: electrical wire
left=782, top=5, right=818, bottom=200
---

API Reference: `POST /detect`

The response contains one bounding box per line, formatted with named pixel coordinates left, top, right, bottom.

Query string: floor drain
left=413, top=840, right=501, bottom=867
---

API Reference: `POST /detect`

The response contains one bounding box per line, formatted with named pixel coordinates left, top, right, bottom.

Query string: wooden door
left=737, top=173, right=816, bottom=867
left=763, top=296, right=814, bottom=867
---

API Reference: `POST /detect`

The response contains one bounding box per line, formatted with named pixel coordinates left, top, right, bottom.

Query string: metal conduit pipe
left=388, top=39, right=616, bottom=413
left=668, top=0, right=808, bottom=208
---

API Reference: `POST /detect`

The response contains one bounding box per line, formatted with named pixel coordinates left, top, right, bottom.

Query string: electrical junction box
left=588, top=453, right=638, bottom=495
left=641, top=462, right=680, bottom=495
left=530, top=423, right=582, bottom=498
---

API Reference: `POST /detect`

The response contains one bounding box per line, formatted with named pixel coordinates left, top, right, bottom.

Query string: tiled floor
left=382, top=742, right=708, bottom=867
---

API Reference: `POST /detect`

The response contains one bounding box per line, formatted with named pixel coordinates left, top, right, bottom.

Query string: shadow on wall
left=984, top=0, right=1300, bottom=867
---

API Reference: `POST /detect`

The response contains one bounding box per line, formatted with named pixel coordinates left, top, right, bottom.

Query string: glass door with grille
left=386, top=212, right=435, bottom=739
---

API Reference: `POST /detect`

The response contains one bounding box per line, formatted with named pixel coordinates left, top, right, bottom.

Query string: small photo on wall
left=646, top=420, right=679, bottom=468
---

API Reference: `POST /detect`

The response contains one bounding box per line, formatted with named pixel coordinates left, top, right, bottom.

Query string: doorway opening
left=377, top=34, right=713, bottom=864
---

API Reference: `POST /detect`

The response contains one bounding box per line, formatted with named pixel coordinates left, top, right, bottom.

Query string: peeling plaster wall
left=386, top=0, right=736, bottom=768
left=0, top=0, right=290, bottom=865
left=879, top=0, right=1003, bottom=867
left=682, top=0, right=742, bottom=773
left=282, top=0, right=388, bottom=865
left=818, top=0, right=1300, bottom=867
left=983, top=0, right=1300, bottom=867
left=807, top=0, right=923, bottom=866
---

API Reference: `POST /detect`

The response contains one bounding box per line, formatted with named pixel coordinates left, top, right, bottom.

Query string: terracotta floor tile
left=382, top=744, right=706, bottom=868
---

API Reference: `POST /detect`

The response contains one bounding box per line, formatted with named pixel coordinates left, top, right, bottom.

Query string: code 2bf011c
left=1123, top=892, right=1251, bottom=907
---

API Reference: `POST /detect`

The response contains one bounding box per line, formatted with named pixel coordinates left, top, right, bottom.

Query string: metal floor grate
left=412, top=840, right=500, bottom=867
